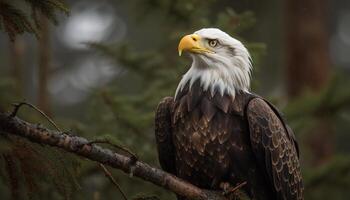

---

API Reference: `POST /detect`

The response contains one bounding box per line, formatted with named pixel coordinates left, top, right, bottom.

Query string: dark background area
left=0, top=0, right=350, bottom=199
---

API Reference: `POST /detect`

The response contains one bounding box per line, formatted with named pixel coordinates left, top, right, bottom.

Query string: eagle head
left=176, top=28, right=252, bottom=100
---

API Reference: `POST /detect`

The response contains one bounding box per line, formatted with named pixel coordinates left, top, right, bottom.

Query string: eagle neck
left=175, top=65, right=250, bottom=101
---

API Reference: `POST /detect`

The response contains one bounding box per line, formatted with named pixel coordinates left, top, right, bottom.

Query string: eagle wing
left=154, top=97, right=176, bottom=174
left=246, top=98, right=303, bottom=200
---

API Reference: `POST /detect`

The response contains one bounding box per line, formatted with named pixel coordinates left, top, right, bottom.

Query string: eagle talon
left=219, top=182, right=231, bottom=195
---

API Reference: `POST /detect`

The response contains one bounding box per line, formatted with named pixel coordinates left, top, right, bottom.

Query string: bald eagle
left=155, top=28, right=303, bottom=200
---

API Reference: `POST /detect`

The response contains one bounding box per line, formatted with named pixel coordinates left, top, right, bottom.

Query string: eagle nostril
left=191, top=36, right=197, bottom=41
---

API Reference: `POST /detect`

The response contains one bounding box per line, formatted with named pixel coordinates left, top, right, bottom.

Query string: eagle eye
left=208, top=39, right=218, bottom=47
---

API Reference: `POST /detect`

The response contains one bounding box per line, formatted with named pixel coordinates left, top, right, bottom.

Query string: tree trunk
left=285, top=0, right=330, bottom=97
left=38, top=15, right=51, bottom=116
left=285, top=0, right=332, bottom=165
left=9, top=38, right=25, bottom=96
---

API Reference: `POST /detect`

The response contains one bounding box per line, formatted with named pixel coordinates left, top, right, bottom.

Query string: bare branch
left=0, top=112, right=227, bottom=200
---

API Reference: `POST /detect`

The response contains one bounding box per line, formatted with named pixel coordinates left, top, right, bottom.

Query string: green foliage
left=0, top=2, right=37, bottom=40
left=284, top=74, right=350, bottom=136
left=0, top=0, right=69, bottom=40
left=0, top=134, right=80, bottom=199
left=24, top=0, right=69, bottom=25
left=304, top=156, right=350, bottom=200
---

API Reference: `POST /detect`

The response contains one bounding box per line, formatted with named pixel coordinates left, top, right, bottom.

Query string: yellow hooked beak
left=178, top=34, right=213, bottom=56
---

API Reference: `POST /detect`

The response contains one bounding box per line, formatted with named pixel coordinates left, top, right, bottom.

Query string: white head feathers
left=175, top=28, right=252, bottom=100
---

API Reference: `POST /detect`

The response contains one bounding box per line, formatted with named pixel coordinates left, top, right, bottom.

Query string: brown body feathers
left=155, top=80, right=303, bottom=200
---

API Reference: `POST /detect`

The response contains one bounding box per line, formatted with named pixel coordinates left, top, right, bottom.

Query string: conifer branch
left=0, top=0, right=69, bottom=40
left=0, top=112, right=227, bottom=200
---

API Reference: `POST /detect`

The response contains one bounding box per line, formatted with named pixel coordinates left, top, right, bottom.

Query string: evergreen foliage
left=0, top=134, right=80, bottom=200
left=0, top=0, right=68, bottom=40
left=304, top=156, right=350, bottom=200
left=284, top=74, right=350, bottom=135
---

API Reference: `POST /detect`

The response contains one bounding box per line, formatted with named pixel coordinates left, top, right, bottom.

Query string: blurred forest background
left=0, top=0, right=350, bottom=199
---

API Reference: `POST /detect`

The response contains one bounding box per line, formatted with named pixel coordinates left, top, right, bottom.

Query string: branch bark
left=0, top=112, right=227, bottom=200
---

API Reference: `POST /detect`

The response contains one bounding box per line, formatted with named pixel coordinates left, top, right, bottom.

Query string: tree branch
left=0, top=112, right=227, bottom=200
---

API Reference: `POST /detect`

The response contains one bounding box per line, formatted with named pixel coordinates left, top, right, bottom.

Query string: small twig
left=222, top=181, right=247, bottom=195
left=10, top=102, right=61, bottom=132
left=99, top=163, right=128, bottom=200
